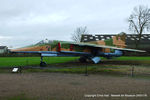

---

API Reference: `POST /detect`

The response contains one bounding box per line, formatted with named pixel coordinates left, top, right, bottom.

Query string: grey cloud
left=0, top=0, right=149, bottom=47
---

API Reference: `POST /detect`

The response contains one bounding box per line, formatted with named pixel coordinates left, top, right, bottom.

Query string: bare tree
left=128, top=5, right=150, bottom=48
left=71, top=26, right=88, bottom=42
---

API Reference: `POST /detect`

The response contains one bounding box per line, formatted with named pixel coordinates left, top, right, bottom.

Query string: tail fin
left=57, top=42, right=61, bottom=52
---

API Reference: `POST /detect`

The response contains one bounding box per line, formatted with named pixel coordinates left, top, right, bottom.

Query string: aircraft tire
left=40, top=62, right=47, bottom=67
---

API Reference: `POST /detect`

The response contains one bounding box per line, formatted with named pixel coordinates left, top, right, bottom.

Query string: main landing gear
left=79, top=56, right=87, bottom=63
left=40, top=56, right=47, bottom=67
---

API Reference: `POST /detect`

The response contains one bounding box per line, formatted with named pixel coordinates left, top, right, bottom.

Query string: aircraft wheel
left=40, top=62, right=47, bottom=67
left=79, top=57, right=87, bottom=63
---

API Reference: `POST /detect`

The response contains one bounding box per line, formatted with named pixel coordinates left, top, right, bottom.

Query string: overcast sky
left=0, top=0, right=150, bottom=48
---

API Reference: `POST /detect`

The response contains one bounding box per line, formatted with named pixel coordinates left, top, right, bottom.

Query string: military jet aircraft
left=11, top=40, right=145, bottom=66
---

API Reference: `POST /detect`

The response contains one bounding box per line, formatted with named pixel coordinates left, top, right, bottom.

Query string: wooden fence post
left=85, top=63, right=88, bottom=76
left=131, top=66, right=134, bottom=77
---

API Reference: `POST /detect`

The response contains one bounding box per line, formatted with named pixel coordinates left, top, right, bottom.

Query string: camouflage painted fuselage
left=11, top=34, right=127, bottom=54
left=12, top=41, right=113, bottom=55
left=11, top=40, right=94, bottom=53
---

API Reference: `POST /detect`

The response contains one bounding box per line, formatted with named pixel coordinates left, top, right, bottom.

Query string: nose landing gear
left=40, top=56, right=47, bottom=67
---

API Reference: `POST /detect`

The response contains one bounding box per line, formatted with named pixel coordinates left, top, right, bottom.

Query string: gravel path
left=0, top=73, right=150, bottom=100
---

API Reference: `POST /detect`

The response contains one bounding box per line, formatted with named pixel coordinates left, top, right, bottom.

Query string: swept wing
left=70, top=42, right=146, bottom=52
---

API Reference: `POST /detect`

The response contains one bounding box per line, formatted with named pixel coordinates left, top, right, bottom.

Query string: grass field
left=0, top=57, right=150, bottom=67
left=0, top=56, right=150, bottom=78
left=110, top=56, right=150, bottom=61
left=0, top=56, right=150, bottom=67
left=0, top=57, right=79, bottom=67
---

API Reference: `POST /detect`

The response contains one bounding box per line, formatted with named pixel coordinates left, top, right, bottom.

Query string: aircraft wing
left=11, top=51, right=92, bottom=57
left=70, top=42, right=146, bottom=52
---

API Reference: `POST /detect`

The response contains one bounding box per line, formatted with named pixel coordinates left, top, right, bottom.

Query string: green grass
left=0, top=57, right=78, bottom=67
left=23, top=65, right=123, bottom=74
left=23, top=65, right=150, bottom=78
left=0, top=56, right=150, bottom=67
left=0, top=56, right=150, bottom=79
left=21, top=65, right=139, bottom=74
left=111, top=56, right=150, bottom=61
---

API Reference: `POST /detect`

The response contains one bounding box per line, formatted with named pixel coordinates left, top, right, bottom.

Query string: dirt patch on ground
left=0, top=73, right=149, bottom=100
